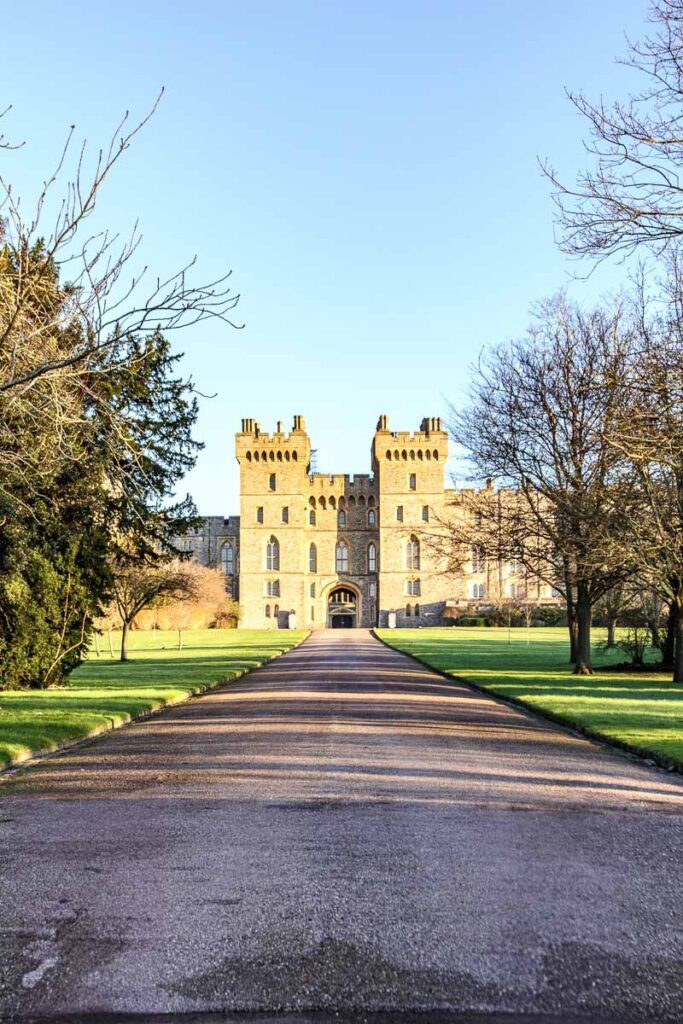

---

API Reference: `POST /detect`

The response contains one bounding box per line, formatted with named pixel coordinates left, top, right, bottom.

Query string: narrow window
left=409, top=473, right=416, bottom=491
left=369, top=580, right=377, bottom=599
left=338, top=509, right=346, bottom=528
left=422, top=506, right=429, bottom=522
left=311, top=606, right=315, bottom=621
left=221, top=543, right=234, bottom=574
left=282, top=506, right=289, bottom=524
left=309, top=510, right=316, bottom=525
left=256, top=506, right=264, bottom=524
left=310, top=582, right=315, bottom=598
left=406, top=536, right=420, bottom=570
left=274, top=604, right=280, bottom=619
left=368, top=542, right=377, bottom=573
left=309, top=543, right=317, bottom=573
left=269, top=473, right=276, bottom=491
left=265, top=604, right=271, bottom=618
left=472, top=545, right=485, bottom=573
left=368, top=509, right=376, bottom=526
left=266, top=536, right=280, bottom=571
left=405, top=604, right=412, bottom=617
left=336, top=540, right=349, bottom=574
left=414, top=603, right=420, bottom=616
left=396, top=505, right=403, bottom=522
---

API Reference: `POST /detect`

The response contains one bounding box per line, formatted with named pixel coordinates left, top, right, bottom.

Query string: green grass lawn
left=377, top=627, right=683, bottom=770
left=0, top=629, right=307, bottom=768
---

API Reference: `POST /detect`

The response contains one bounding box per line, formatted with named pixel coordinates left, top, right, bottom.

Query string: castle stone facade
left=184, top=414, right=559, bottom=628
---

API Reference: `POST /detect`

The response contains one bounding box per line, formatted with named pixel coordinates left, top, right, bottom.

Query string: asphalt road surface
left=1, top=629, right=682, bottom=1024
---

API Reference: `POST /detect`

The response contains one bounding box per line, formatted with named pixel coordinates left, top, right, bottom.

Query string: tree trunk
left=94, top=632, right=101, bottom=657
left=661, top=602, right=677, bottom=670
left=606, top=617, right=617, bottom=648
left=108, top=628, right=114, bottom=658
left=567, top=600, right=578, bottom=663
left=673, top=601, right=683, bottom=684
left=120, top=619, right=130, bottom=662
left=573, top=584, right=593, bottom=675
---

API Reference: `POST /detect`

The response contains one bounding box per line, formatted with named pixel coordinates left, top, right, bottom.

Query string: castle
left=182, top=414, right=559, bottom=628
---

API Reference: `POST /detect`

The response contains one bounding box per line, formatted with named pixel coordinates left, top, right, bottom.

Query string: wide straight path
left=1, top=630, right=682, bottom=1023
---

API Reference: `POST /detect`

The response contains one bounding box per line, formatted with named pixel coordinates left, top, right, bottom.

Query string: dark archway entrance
left=328, top=586, right=358, bottom=628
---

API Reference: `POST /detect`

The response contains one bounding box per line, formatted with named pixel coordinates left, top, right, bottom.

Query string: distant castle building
left=181, top=414, right=559, bottom=628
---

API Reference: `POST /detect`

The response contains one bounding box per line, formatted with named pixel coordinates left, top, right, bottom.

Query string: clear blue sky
left=2, top=1, right=650, bottom=511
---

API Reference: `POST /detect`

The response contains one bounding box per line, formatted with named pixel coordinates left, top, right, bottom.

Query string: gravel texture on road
left=0, top=629, right=681, bottom=1023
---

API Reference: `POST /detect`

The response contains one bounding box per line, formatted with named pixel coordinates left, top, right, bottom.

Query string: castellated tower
left=235, top=415, right=311, bottom=629
left=372, top=414, right=452, bottom=626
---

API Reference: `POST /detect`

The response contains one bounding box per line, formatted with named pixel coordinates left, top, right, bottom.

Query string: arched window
left=407, top=536, right=420, bottom=570
left=269, top=473, right=276, bottom=491
left=266, top=536, right=280, bottom=571
left=319, top=496, right=327, bottom=510
left=415, top=603, right=420, bottom=617
left=309, top=510, right=316, bottom=525
left=368, top=509, right=376, bottom=526
left=368, top=543, right=377, bottom=573
left=221, top=543, right=234, bottom=575
left=336, top=540, right=349, bottom=574
left=338, top=509, right=346, bottom=527
left=329, top=496, right=336, bottom=510
left=265, top=604, right=271, bottom=618
left=309, top=543, right=317, bottom=573
left=405, top=604, right=412, bottom=617
left=274, top=604, right=280, bottom=618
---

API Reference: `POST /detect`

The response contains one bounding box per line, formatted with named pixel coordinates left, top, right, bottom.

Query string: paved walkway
left=1, top=629, right=682, bottom=1022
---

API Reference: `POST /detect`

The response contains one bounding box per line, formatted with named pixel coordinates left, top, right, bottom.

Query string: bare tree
left=544, top=0, right=683, bottom=262
left=609, top=283, right=683, bottom=680
left=110, top=559, right=202, bottom=661
left=450, top=294, right=635, bottom=674
left=0, top=97, right=241, bottom=500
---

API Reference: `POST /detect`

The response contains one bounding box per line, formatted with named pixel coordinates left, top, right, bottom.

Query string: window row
left=385, top=449, right=439, bottom=461
left=308, top=495, right=375, bottom=510
left=405, top=604, right=421, bottom=616
left=246, top=450, right=298, bottom=463
left=264, top=537, right=417, bottom=572
left=309, top=508, right=376, bottom=526
left=257, top=506, right=378, bottom=527
left=263, top=538, right=380, bottom=574
left=396, top=506, right=430, bottom=522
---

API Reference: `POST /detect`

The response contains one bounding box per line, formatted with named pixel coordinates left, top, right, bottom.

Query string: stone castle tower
left=235, top=413, right=451, bottom=628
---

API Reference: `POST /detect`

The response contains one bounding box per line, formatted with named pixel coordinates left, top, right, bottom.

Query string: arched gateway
left=327, top=586, right=358, bottom=628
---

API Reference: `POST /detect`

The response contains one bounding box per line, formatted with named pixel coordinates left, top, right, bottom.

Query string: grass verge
left=377, top=626, right=683, bottom=770
left=0, top=629, right=308, bottom=769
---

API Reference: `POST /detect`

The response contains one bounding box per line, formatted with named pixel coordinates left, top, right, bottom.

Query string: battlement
left=238, top=414, right=307, bottom=438
left=307, top=473, right=376, bottom=492
left=236, top=414, right=311, bottom=466
left=372, top=414, right=448, bottom=466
